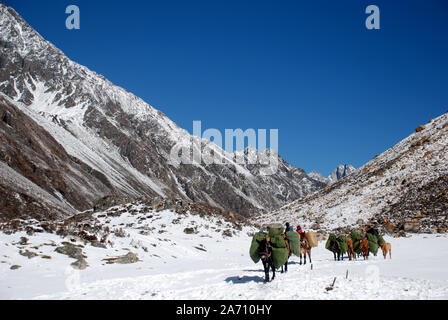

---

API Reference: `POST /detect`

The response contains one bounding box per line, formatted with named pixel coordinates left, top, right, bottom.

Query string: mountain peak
left=308, top=164, right=356, bottom=185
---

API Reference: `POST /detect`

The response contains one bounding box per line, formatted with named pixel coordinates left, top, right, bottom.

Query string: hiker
left=285, top=222, right=293, bottom=233
left=296, top=225, right=304, bottom=234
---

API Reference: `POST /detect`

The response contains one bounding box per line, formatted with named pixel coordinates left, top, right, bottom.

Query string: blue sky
left=4, top=0, right=448, bottom=176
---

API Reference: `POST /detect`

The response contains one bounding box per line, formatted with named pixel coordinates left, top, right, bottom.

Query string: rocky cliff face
left=262, top=113, right=448, bottom=234
left=0, top=4, right=324, bottom=218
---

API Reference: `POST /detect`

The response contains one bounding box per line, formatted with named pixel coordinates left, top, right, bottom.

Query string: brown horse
left=359, top=237, right=369, bottom=260
left=346, top=237, right=356, bottom=261
left=380, top=242, right=392, bottom=259
left=299, top=232, right=312, bottom=265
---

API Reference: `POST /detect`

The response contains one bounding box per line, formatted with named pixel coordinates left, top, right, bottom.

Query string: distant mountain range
left=308, top=164, right=357, bottom=185
left=0, top=4, right=326, bottom=220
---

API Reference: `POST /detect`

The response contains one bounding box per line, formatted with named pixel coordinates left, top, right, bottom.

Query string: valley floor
left=1, top=209, right=448, bottom=300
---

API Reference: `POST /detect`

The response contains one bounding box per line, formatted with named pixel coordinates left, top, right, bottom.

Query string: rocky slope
left=262, top=113, right=448, bottom=235
left=0, top=94, right=115, bottom=221
left=0, top=4, right=324, bottom=218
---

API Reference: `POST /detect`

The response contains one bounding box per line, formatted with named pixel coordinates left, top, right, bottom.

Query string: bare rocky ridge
left=0, top=4, right=324, bottom=218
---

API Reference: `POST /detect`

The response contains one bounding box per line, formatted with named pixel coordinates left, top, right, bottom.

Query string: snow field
left=1, top=205, right=448, bottom=300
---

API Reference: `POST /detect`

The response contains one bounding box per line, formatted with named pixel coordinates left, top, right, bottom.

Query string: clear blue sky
left=4, top=0, right=448, bottom=176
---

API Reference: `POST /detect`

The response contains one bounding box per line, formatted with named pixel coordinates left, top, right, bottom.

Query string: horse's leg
left=271, top=259, right=275, bottom=280
left=285, top=260, right=288, bottom=273
left=299, top=253, right=302, bottom=265
left=308, top=249, right=312, bottom=264
left=333, top=252, right=336, bottom=261
left=262, top=258, right=269, bottom=282
left=262, top=258, right=267, bottom=282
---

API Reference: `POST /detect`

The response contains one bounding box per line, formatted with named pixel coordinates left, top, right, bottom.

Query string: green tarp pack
left=366, top=233, right=379, bottom=255
left=249, top=232, right=267, bottom=263
left=349, top=231, right=361, bottom=254
left=271, top=247, right=289, bottom=269
left=285, top=231, right=300, bottom=257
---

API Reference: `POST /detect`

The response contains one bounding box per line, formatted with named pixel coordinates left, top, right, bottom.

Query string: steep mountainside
left=0, top=94, right=115, bottom=221
left=0, top=4, right=323, bottom=218
left=262, top=113, right=448, bottom=234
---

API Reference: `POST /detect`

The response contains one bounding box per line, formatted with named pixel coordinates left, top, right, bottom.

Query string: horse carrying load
left=325, top=234, right=348, bottom=254
left=349, top=230, right=386, bottom=258
left=249, top=224, right=291, bottom=270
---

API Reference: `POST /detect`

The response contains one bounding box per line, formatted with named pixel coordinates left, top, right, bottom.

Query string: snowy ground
left=1, top=206, right=448, bottom=300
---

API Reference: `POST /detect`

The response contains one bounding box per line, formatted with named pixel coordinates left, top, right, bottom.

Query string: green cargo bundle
left=366, top=233, right=379, bottom=255
left=336, top=235, right=348, bottom=254
left=285, top=231, right=300, bottom=257
left=249, top=232, right=267, bottom=264
left=377, top=234, right=385, bottom=246
left=270, top=235, right=287, bottom=248
left=268, top=225, right=283, bottom=237
left=271, top=246, right=289, bottom=269
left=267, top=225, right=289, bottom=269
left=325, top=234, right=337, bottom=251
left=350, top=231, right=361, bottom=254
left=270, top=234, right=288, bottom=269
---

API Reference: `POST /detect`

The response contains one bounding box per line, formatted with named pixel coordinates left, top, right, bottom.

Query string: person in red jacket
left=296, top=225, right=305, bottom=241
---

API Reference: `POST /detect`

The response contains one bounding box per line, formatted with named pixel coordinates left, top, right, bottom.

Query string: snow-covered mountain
left=328, top=164, right=356, bottom=184
left=0, top=4, right=324, bottom=219
left=308, top=164, right=356, bottom=185
left=263, top=114, right=448, bottom=234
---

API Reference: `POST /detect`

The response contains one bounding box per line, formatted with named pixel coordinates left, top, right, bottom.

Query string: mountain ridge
left=0, top=4, right=324, bottom=218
